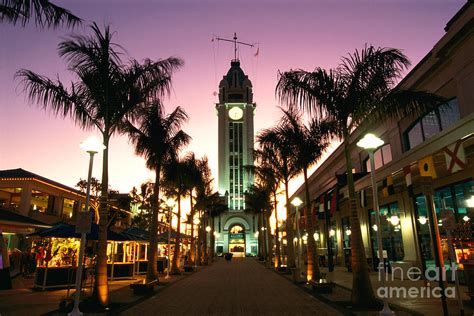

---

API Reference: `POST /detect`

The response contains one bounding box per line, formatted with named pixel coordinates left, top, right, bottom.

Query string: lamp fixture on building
left=418, top=216, right=428, bottom=225
left=345, top=228, right=352, bottom=236
left=463, top=215, right=470, bottom=222
left=254, top=231, right=259, bottom=238
left=329, top=229, right=335, bottom=237
left=388, top=215, right=400, bottom=226
left=313, top=232, right=319, bottom=241
left=205, top=226, right=211, bottom=232
left=372, top=224, right=378, bottom=231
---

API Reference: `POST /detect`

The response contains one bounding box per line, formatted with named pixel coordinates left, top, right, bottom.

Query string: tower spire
left=216, top=32, right=254, bottom=61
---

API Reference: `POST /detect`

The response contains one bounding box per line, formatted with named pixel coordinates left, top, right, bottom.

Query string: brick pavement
left=121, top=258, right=342, bottom=316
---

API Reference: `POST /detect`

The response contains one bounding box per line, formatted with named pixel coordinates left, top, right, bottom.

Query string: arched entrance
left=229, top=224, right=245, bottom=257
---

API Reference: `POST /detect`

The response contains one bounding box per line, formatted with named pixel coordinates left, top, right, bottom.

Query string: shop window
left=414, top=179, right=474, bottom=271
left=0, top=188, right=22, bottom=211
left=404, top=98, right=460, bottom=151
left=368, top=202, right=404, bottom=265
left=30, top=190, right=55, bottom=215
left=365, top=144, right=392, bottom=172
left=62, top=198, right=78, bottom=219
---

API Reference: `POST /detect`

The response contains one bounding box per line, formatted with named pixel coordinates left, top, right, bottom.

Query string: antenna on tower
left=215, top=32, right=254, bottom=61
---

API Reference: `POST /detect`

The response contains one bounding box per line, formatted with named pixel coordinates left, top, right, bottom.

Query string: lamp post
left=357, top=133, right=393, bottom=316
left=165, top=198, right=175, bottom=279
left=291, top=197, right=303, bottom=278
left=69, top=136, right=105, bottom=316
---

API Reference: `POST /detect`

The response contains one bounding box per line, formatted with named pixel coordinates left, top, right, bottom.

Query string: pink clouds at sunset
left=0, top=0, right=465, bottom=195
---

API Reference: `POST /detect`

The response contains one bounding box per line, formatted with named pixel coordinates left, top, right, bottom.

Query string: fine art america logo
left=377, top=263, right=457, bottom=299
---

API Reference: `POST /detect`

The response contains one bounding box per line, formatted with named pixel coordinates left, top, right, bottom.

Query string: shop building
left=288, top=2, right=474, bottom=277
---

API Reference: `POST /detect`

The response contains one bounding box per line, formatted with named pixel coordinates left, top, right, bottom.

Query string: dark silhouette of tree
left=1, top=0, right=81, bottom=28
left=125, top=104, right=189, bottom=282
left=17, top=23, right=183, bottom=306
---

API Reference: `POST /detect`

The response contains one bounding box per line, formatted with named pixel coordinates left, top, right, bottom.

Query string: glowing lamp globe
left=291, top=197, right=303, bottom=207
left=80, top=136, right=106, bottom=154
left=357, top=133, right=384, bottom=150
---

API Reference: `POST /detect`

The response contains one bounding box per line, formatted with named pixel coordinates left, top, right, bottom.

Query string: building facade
left=288, top=2, right=474, bottom=279
left=214, top=59, right=258, bottom=256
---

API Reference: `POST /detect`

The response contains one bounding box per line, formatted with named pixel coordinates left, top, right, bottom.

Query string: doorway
left=229, top=224, right=245, bottom=257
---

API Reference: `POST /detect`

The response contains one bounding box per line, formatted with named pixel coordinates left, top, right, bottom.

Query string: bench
left=309, top=279, right=335, bottom=294
left=130, top=279, right=159, bottom=294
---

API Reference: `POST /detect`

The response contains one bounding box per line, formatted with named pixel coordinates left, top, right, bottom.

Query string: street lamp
left=165, top=198, right=175, bottom=279
left=70, top=136, right=105, bottom=316
left=291, top=197, right=303, bottom=278
left=357, top=133, right=393, bottom=316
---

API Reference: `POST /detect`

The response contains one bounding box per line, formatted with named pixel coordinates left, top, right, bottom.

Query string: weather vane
left=215, top=32, right=254, bottom=61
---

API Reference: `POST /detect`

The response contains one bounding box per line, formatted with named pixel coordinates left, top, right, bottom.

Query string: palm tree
left=126, top=104, right=190, bottom=281
left=1, top=0, right=81, bottom=28
left=251, top=151, right=284, bottom=268
left=245, top=184, right=272, bottom=261
left=16, top=23, right=183, bottom=305
left=277, top=106, right=332, bottom=281
left=162, top=154, right=192, bottom=274
left=257, top=126, right=299, bottom=269
left=277, top=45, right=443, bottom=306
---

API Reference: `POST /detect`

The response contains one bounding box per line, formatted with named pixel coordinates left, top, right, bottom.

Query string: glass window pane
left=382, top=144, right=392, bottom=164
left=415, top=196, right=434, bottom=266
left=374, top=148, right=383, bottom=170
left=408, top=122, right=423, bottom=149
left=366, top=158, right=371, bottom=173
left=440, top=98, right=460, bottom=130
left=421, top=111, right=440, bottom=140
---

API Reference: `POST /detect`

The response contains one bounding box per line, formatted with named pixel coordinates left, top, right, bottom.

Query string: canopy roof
left=29, top=222, right=127, bottom=241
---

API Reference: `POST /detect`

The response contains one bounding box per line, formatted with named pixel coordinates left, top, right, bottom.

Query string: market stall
left=30, top=222, right=126, bottom=289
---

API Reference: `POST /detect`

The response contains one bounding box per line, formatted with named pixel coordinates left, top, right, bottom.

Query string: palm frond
left=1, top=0, right=81, bottom=28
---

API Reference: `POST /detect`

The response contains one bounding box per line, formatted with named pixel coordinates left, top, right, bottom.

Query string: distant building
left=214, top=58, right=258, bottom=257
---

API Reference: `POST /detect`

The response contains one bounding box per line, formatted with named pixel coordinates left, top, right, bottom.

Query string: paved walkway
left=121, top=258, right=341, bottom=316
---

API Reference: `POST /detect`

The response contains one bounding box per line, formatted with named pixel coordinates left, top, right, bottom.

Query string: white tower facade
left=213, top=59, right=258, bottom=257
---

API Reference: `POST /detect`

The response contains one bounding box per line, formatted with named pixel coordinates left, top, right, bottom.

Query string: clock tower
left=214, top=59, right=258, bottom=257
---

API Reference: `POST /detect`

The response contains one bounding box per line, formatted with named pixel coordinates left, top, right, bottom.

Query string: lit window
left=404, top=98, right=460, bottom=151
left=365, top=144, right=392, bottom=172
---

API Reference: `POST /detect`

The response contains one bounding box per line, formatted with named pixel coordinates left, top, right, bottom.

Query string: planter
left=224, top=253, right=233, bottom=261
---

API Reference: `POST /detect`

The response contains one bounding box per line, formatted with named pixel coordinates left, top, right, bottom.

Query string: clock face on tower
left=228, top=107, right=243, bottom=120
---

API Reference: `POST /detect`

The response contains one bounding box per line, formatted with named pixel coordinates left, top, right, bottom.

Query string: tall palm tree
left=1, top=0, right=81, bottom=28
left=162, top=154, right=192, bottom=274
left=278, top=106, right=332, bottom=281
left=181, top=153, right=202, bottom=266
left=277, top=45, right=443, bottom=306
left=257, top=126, right=299, bottom=269
left=16, top=23, right=183, bottom=305
left=126, top=104, right=190, bottom=281
left=251, top=151, right=284, bottom=268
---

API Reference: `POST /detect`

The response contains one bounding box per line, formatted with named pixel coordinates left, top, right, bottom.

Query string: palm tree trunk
left=303, top=168, right=321, bottom=281
left=171, top=193, right=181, bottom=274
left=273, top=191, right=281, bottom=268
left=264, top=210, right=273, bottom=267
left=343, top=138, right=376, bottom=305
left=284, top=179, right=296, bottom=268
left=189, top=189, right=195, bottom=266
left=94, top=133, right=109, bottom=306
left=197, top=210, right=202, bottom=265
left=146, top=170, right=160, bottom=282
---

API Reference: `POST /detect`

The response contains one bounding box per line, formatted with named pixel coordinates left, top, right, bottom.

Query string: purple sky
left=0, top=0, right=465, bottom=195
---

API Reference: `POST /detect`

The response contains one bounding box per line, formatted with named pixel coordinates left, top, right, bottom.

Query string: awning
left=0, top=208, right=51, bottom=233
left=29, top=222, right=127, bottom=241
